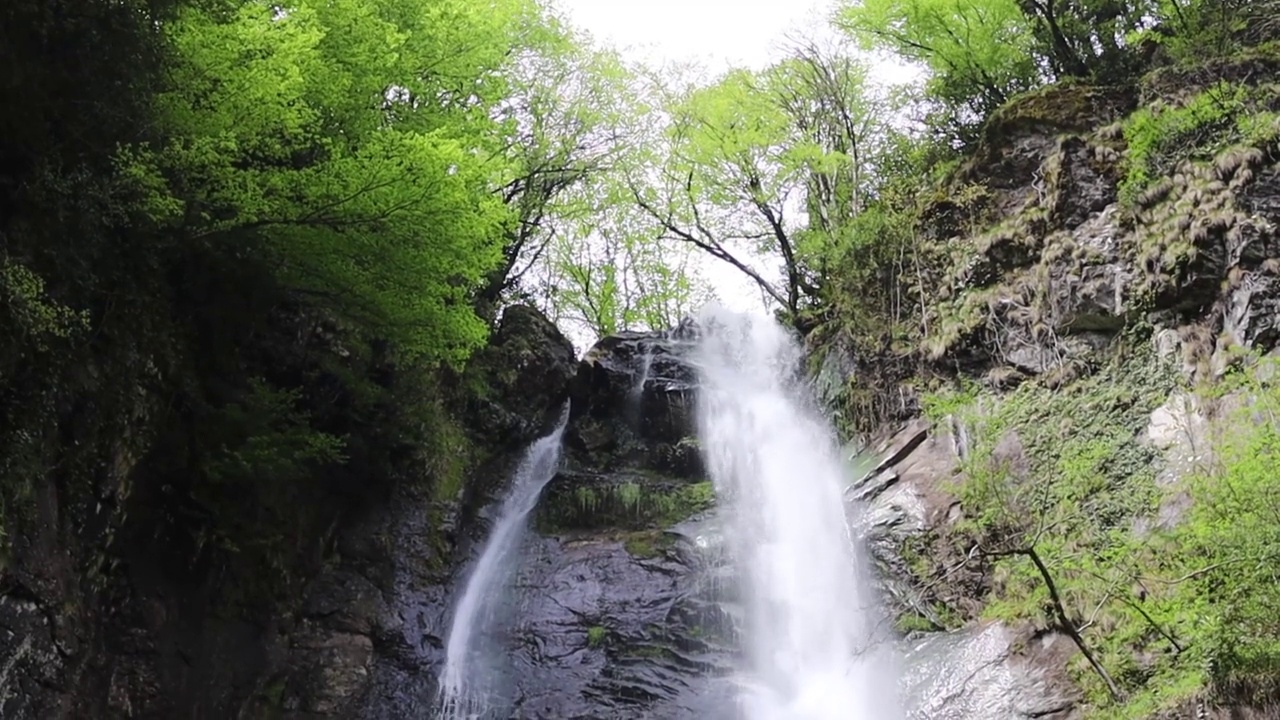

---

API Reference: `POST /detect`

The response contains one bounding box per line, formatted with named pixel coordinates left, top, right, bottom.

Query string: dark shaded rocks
left=1051, top=137, right=1119, bottom=230
left=463, top=304, right=578, bottom=447
left=963, top=85, right=1134, bottom=201
left=565, top=323, right=702, bottom=479
left=0, top=590, right=71, bottom=719
left=497, top=530, right=737, bottom=720
left=534, top=470, right=713, bottom=535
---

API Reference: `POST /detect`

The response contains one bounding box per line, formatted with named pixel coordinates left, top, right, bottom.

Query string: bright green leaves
left=628, top=65, right=807, bottom=314
left=624, top=44, right=896, bottom=319
left=121, top=0, right=553, bottom=365
left=159, top=3, right=327, bottom=155
left=677, top=69, right=798, bottom=201
left=544, top=177, right=713, bottom=341
left=839, top=0, right=1039, bottom=123
left=0, top=260, right=89, bottom=352
left=1120, top=81, right=1256, bottom=204
left=1172, top=359, right=1280, bottom=694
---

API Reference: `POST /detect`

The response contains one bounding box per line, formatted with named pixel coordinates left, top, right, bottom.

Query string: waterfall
left=691, top=307, right=903, bottom=720
left=626, top=345, right=655, bottom=431
left=436, top=405, right=570, bottom=720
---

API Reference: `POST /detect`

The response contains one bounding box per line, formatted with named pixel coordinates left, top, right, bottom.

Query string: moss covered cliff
left=810, top=39, right=1280, bottom=719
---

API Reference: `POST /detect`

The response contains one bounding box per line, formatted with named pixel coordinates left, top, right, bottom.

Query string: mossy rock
left=459, top=304, right=577, bottom=448
left=960, top=84, right=1137, bottom=188
left=1141, top=42, right=1280, bottom=105
left=534, top=472, right=715, bottom=534
left=988, top=83, right=1135, bottom=137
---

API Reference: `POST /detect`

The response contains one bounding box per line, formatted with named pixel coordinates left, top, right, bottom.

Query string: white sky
left=553, top=0, right=845, bottom=73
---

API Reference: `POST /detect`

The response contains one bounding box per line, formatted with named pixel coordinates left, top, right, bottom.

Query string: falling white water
left=691, top=307, right=903, bottom=720
left=436, top=406, right=570, bottom=720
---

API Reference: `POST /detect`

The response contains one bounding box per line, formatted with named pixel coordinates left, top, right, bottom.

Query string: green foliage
left=622, top=45, right=899, bottom=320
left=622, top=530, right=677, bottom=559
left=204, top=379, right=346, bottom=488
left=120, top=0, right=553, bottom=365
left=0, top=0, right=566, bottom=616
left=839, top=0, right=1039, bottom=127
left=1168, top=358, right=1280, bottom=702
left=921, top=380, right=981, bottom=424
left=587, top=625, right=608, bottom=648
left=936, top=339, right=1182, bottom=709
left=1145, top=0, right=1280, bottom=60
left=935, top=348, right=1280, bottom=714
left=1120, top=82, right=1248, bottom=204
left=0, top=261, right=90, bottom=349
left=542, top=480, right=716, bottom=533
left=895, top=612, right=938, bottom=634
left=529, top=52, right=714, bottom=341
left=839, top=0, right=1265, bottom=145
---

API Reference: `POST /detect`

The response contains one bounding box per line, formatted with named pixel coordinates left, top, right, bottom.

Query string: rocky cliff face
left=807, top=48, right=1280, bottom=719
left=6, top=50, right=1277, bottom=720
left=0, top=304, right=578, bottom=720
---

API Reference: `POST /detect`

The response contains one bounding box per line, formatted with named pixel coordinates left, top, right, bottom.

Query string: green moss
left=950, top=351, right=1280, bottom=716
left=428, top=410, right=477, bottom=503
left=895, top=613, right=938, bottom=635
left=622, top=529, right=677, bottom=559
left=587, top=625, right=608, bottom=648
left=921, top=380, right=981, bottom=424
left=625, top=644, right=676, bottom=659
left=539, top=479, right=716, bottom=533
left=986, top=82, right=1116, bottom=132
left=940, top=333, right=1183, bottom=712
left=1119, top=80, right=1271, bottom=205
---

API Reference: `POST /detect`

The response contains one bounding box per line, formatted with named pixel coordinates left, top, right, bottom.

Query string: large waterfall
left=434, top=310, right=903, bottom=719
left=436, top=406, right=570, bottom=720
left=692, top=308, right=903, bottom=720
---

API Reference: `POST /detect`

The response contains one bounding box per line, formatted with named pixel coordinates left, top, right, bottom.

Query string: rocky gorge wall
left=0, top=305, right=579, bottom=720
left=806, top=45, right=1280, bottom=719
left=418, top=320, right=1086, bottom=720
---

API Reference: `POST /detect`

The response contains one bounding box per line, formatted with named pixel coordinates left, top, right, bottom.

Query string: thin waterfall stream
left=436, top=405, right=570, bottom=720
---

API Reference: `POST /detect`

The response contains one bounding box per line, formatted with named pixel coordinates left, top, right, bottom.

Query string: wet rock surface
left=902, top=623, right=1080, bottom=720
left=423, top=325, right=1087, bottom=720
left=501, top=525, right=738, bottom=720
left=849, top=419, right=1085, bottom=720
left=566, top=323, right=702, bottom=479
left=463, top=304, right=579, bottom=448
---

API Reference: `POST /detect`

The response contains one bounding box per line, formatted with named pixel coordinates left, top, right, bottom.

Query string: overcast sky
left=553, top=0, right=844, bottom=73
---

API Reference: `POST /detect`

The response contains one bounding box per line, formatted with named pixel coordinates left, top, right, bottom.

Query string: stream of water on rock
left=436, top=406, right=570, bottom=720
left=692, top=307, right=904, bottom=720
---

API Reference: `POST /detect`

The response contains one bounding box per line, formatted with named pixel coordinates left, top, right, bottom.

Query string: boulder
left=565, top=321, right=702, bottom=478
left=902, top=623, right=1080, bottom=720
left=462, top=305, right=578, bottom=448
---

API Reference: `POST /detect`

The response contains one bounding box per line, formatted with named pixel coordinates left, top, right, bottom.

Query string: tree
left=633, top=66, right=813, bottom=317
left=838, top=0, right=1041, bottom=129
left=539, top=175, right=713, bottom=341
left=767, top=39, right=900, bottom=292
left=962, top=429, right=1124, bottom=701
left=624, top=46, right=896, bottom=322
left=837, top=0, right=1157, bottom=139
left=479, top=37, right=638, bottom=312
left=119, top=0, right=554, bottom=365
